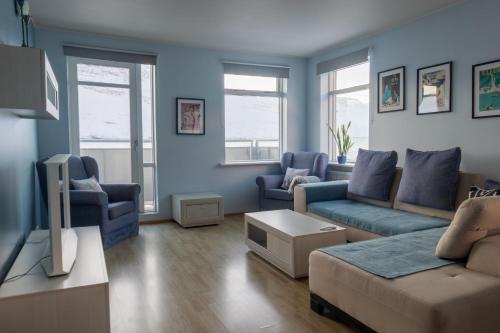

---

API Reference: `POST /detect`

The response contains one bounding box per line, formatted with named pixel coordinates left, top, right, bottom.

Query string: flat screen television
left=41, top=154, right=78, bottom=277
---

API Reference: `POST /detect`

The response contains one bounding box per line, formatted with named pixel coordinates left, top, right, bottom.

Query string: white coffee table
left=244, top=209, right=346, bottom=278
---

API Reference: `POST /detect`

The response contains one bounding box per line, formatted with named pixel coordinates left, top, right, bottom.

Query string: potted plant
left=328, top=122, right=355, bottom=164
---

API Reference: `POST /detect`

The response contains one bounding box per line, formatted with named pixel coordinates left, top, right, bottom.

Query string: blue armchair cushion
left=108, top=201, right=135, bottom=219
left=264, top=189, right=293, bottom=201
left=396, top=147, right=461, bottom=211
left=308, top=200, right=451, bottom=236
left=348, top=149, right=398, bottom=201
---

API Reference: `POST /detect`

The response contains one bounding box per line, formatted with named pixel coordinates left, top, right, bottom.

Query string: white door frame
left=67, top=56, right=149, bottom=212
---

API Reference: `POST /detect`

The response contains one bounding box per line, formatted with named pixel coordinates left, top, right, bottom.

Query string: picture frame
left=176, top=98, right=205, bottom=135
left=417, top=62, right=452, bottom=115
left=472, top=59, right=500, bottom=119
left=378, top=66, right=405, bottom=113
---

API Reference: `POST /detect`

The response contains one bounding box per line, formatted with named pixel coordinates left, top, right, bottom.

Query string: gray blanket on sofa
left=319, top=227, right=461, bottom=279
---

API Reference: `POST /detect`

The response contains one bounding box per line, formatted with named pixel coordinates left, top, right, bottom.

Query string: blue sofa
left=294, top=168, right=483, bottom=241
left=256, top=151, right=328, bottom=210
left=37, top=155, right=141, bottom=249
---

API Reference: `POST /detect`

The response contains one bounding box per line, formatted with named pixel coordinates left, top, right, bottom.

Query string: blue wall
left=307, top=0, right=500, bottom=179
left=35, top=28, right=307, bottom=220
left=0, top=0, right=38, bottom=282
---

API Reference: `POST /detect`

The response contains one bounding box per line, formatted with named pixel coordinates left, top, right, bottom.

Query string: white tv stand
left=0, top=227, right=110, bottom=333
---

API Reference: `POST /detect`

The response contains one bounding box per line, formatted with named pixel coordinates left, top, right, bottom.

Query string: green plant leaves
left=328, top=121, right=354, bottom=157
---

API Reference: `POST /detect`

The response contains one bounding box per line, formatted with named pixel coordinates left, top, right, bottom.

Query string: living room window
left=318, top=49, right=370, bottom=162
left=223, top=62, right=289, bottom=163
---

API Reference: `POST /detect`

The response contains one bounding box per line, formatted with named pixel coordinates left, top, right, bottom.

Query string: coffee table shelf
left=245, top=210, right=346, bottom=278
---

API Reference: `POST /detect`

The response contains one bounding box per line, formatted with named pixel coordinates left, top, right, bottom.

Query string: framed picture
left=378, top=66, right=405, bottom=113
left=176, top=98, right=205, bottom=135
left=473, top=59, right=500, bottom=119
left=417, top=62, right=452, bottom=115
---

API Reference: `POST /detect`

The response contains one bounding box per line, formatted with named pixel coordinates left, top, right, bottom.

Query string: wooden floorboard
left=104, top=214, right=354, bottom=333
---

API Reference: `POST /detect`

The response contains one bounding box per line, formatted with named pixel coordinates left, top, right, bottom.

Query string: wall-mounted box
left=0, top=44, right=59, bottom=120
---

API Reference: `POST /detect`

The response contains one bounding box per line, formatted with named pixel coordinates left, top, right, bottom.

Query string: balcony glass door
left=68, top=57, right=157, bottom=213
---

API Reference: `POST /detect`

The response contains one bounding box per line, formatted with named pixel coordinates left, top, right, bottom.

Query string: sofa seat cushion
left=108, top=201, right=135, bottom=219
left=264, top=188, right=293, bottom=201
left=309, top=250, right=500, bottom=333
left=308, top=200, right=450, bottom=236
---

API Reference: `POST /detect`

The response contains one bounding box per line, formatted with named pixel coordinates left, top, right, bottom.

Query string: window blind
left=63, top=45, right=157, bottom=65
left=316, top=48, right=369, bottom=75
left=223, top=62, right=290, bottom=78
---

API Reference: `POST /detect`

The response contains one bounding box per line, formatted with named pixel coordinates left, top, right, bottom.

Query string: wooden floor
left=104, top=215, right=354, bottom=333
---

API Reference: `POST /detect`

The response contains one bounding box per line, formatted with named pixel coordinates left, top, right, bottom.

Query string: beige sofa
left=294, top=170, right=500, bottom=333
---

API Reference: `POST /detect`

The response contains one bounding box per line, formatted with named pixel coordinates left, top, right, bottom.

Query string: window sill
left=328, top=162, right=355, bottom=171
left=219, top=161, right=280, bottom=167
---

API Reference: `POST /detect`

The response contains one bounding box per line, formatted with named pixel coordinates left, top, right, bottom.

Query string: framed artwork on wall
left=417, top=62, right=452, bottom=115
left=473, top=59, right=500, bottom=119
left=176, top=98, right=205, bottom=135
left=378, top=66, right=405, bottom=113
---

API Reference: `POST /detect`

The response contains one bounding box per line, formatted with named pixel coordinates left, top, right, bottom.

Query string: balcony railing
left=80, top=140, right=156, bottom=212
left=225, top=139, right=280, bottom=162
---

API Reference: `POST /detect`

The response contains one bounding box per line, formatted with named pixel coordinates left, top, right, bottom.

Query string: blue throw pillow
left=396, top=147, right=461, bottom=211
left=485, top=179, right=500, bottom=190
left=348, top=149, right=398, bottom=201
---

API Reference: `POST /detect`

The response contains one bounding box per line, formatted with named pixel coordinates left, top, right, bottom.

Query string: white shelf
left=0, top=45, right=59, bottom=120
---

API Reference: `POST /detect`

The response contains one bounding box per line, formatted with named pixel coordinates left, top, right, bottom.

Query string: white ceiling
left=31, top=0, right=462, bottom=57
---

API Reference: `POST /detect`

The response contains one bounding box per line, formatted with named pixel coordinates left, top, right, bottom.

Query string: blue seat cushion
left=308, top=200, right=451, bottom=236
left=264, top=188, right=293, bottom=201
left=108, top=201, right=135, bottom=219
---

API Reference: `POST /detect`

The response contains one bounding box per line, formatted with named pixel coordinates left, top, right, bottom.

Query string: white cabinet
left=172, top=192, right=224, bottom=227
left=0, top=44, right=59, bottom=120
left=0, top=227, right=110, bottom=333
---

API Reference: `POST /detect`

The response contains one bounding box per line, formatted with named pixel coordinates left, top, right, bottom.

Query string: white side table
left=172, top=192, right=224, bottom=227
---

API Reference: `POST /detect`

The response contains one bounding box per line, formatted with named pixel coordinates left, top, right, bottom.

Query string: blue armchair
left=256, top=152, right=329, bottom=210
left=36, top=155, right=140, bottom=249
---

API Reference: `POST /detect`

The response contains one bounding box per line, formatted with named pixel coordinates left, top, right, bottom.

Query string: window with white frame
left=319, top=49, right=370, bottom=162
left=224, top=63, right=288, bottom=162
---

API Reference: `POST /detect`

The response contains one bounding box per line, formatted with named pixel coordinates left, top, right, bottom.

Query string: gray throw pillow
left=71, top=176, right=103, bottom=192
left=281, top=167, right=309, bottom=190
left=396, top=147, right=461, bottom=211
left=348, top=149, right=398, bottom=201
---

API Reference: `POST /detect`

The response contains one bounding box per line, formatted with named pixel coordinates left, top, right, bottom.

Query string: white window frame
left=67, top=56, right=158, bottom=214
left=224, top=75, right=287, bottom=162
left=326, top=61, right=370, bottom=161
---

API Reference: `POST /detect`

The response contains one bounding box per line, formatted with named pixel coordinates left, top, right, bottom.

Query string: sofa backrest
left=348, top=168, right=485, bottom=219
left=281, top=152, right=329, bottom=181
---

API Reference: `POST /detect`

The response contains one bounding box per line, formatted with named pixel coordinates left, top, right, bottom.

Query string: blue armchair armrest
left=100, top=183, right=141, bottom=203
left=294, top=181, right=348, bottom=213
left=256, top=175, right=285, bottom=190
left=70, top=190, right=108, bottom=206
